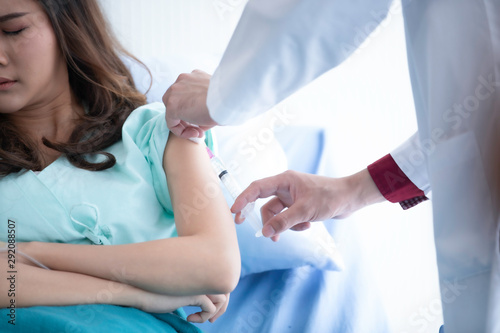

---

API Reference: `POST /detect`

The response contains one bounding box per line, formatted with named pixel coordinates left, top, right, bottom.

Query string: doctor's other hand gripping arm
left=232, top=169, right=385, bottom=241
left=163, top=70, right=217, bottom=139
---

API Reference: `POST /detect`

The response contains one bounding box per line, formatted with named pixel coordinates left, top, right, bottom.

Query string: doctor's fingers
left=260, top=197, right=311, bottom=241
left=231, top=172, right=294, bottom=215
left=291, top=222, right=312, bottom=232
left=261, top=201, right=314, bottom=239
left=164, top=109, right=185, bottom=137
left=166, top=118, right=204, bottom=139
left=163, top=70, right=212, bottom=119
left=259, top=197, right=285, bottom=241
left=260, top=197, right=312, bottom=233
left=173, top=69, right=210, bottom=83
left=179, top=124, right=205, bottom=139
left=260, top=196, right=287, bottom=224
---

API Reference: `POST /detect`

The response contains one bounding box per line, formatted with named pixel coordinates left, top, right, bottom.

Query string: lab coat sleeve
left=207, top=0, right=395, bottom=125
left=368, top=132, right=431, bottom=209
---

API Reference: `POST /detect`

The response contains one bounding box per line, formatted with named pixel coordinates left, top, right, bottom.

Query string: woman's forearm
left=24, top=236, right=233, bottom=296
left=1, top=260, right=218, bottom=317
left=0, top=261, right=140, bottom=308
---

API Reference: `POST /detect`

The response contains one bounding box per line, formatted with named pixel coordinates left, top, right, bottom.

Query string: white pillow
left=128, top=56, right=345, bottom=277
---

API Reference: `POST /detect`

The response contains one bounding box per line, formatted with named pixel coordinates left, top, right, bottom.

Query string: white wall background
left=99, top=1, right=442, bottom=332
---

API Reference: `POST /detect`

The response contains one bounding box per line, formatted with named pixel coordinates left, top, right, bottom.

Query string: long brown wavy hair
left=0, top=0, right=149, bottom=175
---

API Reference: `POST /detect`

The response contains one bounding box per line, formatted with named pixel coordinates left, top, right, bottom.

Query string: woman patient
left=0, top=0, right=240, bottom=331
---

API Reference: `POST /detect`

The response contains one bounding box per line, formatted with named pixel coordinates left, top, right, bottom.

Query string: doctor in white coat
left=163, top=0, right=500, bottom=331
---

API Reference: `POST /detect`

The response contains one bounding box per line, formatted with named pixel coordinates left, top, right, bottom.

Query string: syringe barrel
left=210, top=156, right=244, bottom=198
left=219, top=173, right=243, bottom=199
left=241, top=203, right=264, bottom=236
left=209, top=154, right=263, bottom=237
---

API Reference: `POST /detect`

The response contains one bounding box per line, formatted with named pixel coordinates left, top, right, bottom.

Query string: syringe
left=206, top=147, right=263, bottom=237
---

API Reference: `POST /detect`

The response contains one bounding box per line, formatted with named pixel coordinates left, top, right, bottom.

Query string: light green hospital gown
left=0, top=102, right=178, bottom=245
left=0, top=102, right=205, bottom=333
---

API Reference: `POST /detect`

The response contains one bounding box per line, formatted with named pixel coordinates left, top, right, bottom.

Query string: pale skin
left=0, top=0, right=239, bottom=324
left=163, top=72, right=386, bottom=241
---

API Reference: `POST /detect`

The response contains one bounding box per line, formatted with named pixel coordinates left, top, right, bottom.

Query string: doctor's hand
left=231, top=170, right=385, bottom=241
left=163, top=70, right=218, bottom=139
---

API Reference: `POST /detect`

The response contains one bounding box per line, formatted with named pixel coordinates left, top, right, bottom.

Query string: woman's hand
left=186, top=293, right=230, bottom=323
left=136, top=291, right=230, bottom=323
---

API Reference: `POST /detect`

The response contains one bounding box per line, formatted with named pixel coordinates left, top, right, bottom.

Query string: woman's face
left=0, top=0, right=68, bottom=114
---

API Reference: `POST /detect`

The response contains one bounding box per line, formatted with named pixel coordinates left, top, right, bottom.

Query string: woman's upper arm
left=163, top=135, right=232, bottom=237
left=163, top=134, right=241, bottom=288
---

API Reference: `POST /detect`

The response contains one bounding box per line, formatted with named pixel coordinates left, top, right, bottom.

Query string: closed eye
left=3, top=27, right=27, bottom=36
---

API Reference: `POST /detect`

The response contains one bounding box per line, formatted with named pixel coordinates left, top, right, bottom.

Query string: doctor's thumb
left=262, top=208, right=304, bottom=239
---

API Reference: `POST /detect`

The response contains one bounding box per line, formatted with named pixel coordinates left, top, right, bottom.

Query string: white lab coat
left=207, top=0, right=500, bottom=332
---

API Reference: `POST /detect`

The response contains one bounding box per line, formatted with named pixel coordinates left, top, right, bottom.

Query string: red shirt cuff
left=367, top=154, right=428, bottom=210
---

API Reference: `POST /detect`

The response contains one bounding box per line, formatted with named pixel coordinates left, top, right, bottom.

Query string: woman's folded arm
left=1, top=259, right=227, bottom=322
left=22, top=134, right=241, bottom=296
left=0, top=261, right=141, bottom=309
